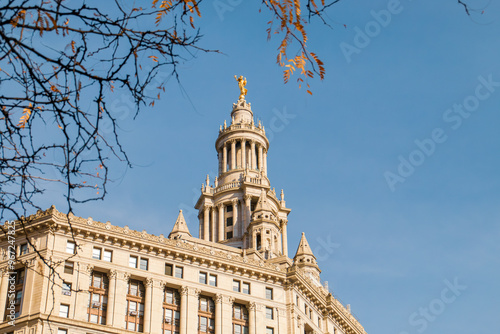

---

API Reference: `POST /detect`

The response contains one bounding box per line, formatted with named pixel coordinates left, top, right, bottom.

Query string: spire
left=294, top=232, right=315, bottom=259
left=293, top=232, right=321, bottom=278
left=169, top=210, right=191, bottom=239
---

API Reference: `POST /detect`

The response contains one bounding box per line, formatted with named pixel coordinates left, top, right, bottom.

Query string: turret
left=194, top=76, right=290, bottom=253
left=293, top=233, right=321, bottom=282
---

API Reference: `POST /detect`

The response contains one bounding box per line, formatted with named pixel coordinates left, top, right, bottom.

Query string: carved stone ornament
left=85, top=264, right=94, bottom=274
left=108, top=269, right=117, bottom=279
left=227, top=296, right=235, bottom=305
left=122, top=273, right=131, bottom=282
left=215, top=293, right=223, bottom=304
left=180, top=286, right=189, bottom=296
left=248, top=302, right=256, bottom=310
left=145, top=277, right=154, bottom=287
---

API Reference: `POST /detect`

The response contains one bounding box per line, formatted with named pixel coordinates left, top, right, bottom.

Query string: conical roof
left=294, top=232, right=316, bottom=259
left=169, top=210, right=191, bottom=238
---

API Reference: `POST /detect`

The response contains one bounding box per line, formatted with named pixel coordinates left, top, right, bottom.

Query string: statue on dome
left=234, top=75, right=248, bottom=100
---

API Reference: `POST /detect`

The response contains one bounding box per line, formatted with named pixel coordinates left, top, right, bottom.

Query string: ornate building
left=0, top=82, right=367, bottom=334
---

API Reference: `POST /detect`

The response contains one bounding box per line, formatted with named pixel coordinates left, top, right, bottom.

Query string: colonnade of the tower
left=218, top=138, right=268, bottom=175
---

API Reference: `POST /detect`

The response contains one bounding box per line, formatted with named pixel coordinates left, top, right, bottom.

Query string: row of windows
left=64, top=241, right=276, bottom=300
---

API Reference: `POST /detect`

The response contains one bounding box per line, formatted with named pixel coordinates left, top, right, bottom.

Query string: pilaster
left=0, top=268, right=9, bottom=320
left=222, top=296, right=235, bottom=333
left=74, top=263, right=93, bottom=321
left=114, top=272, right=130, bottom=329
left=186, top=287, right=201, bottom=333
left=106, top=269, right=117, bottom=326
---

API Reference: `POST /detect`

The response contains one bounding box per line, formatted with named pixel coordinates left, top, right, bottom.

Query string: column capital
left=244, top=194, right=252, bottom=201
left=191, top=287, right=202, bottom=298
left=226, top=296, right=235, bottom=305
left=107, top=269, right=118, bottom=279
left=216, top=202, right=224, bottom=209
left=84, top=264, right=94, bottom=274
left=121, top=272, right=131, bottom=282
left=145, top=277, right=154, bottom=287
left=215, top=293, right=224, bottom=304
left=248, top=301, right=257, bottom=310
left=180, top=286, right=189, bottom=296
left=231, top=199, right=239, bottom=205
left=159, top=281, right=167, bottom=289
left=203, top=204, right=212, bottom=211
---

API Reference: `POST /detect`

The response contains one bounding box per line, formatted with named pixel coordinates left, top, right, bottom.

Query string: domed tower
left=195, top=76, right=290, bottom=258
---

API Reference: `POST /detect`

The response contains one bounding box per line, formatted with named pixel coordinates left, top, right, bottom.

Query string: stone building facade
left=0, top=96, right=367, bottom=334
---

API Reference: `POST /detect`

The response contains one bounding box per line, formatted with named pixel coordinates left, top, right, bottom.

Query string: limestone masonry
left=0, top=96, right=367, bottom=334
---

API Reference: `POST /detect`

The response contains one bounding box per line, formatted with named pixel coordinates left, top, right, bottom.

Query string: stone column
left=244, top=195, right=251, bottom=235
left=263, top=150, right=267, bottom=175
left=258, top=145, right=263, bottom=171
left=211, top=206, right=217, bottom=242
left=75, top=264, right=93, bottom=321
left=255, top=303, right=265, bottom=334
left=114, top=273, right=130, bottom=329
left=218, top=203, right=224, bottom=241
left=231, top=140, right=236, bottom=170
left=144, top=278, right=153, bottom=333
left=199, top=214, right=203, bottom=239
left=106, top=270, right=117, bottom=326
left=0, top=269, right=9, bottom=320
left=215, top=294, right=223, bottom=334
left=223, top=144, right=227, bottom=173
left=232, top=199, right=239, bottom=238
left=150, top=281, right=165, bottom=334
left=218, top=150, right=222, bottom=174
left=248, top=302, right=256, bottom=334
left=180, top=286, right=188, bottom=334
left=250, top=141, right=256, bottom=170
left=222, top=296, right=234, bottom=333
left=282, top=220, right=288, bottom=257
left=241, top=139, right=247, bottom=169
left=186, top=288, right=201, bottom=333
left=203, top=205, right=210, bottom=241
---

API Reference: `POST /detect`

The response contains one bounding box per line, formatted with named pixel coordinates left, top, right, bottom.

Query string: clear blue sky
left=41, top=1, right=500, bottom=333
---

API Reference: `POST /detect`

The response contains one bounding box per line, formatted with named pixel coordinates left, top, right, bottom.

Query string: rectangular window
left=296, top=295, right=299, bottom=305
left=165, top=263, right=173, bottom=276
left=209, top=274, right=217, bottom=287
left=265, top=288, right=273, bottom=300
left=199, top=272, right=207, bottom=284
left=226, top=217, right=233, bottom=226
left=266, top=328, right=274, bottom=334
left=103, top=250, right=112, bottom=262
left=242, top=282, right=250, bottom=294
left=266, top=307, right=274, bottom=320
left=226, top=231, right=233, bottom=239
left=66, top=241, right=75, bottom=254
left=57, top=329, right=67, bottom=334
left=59, top=304, right=69, bottom=318
left=233, top=280, right=240, bottom=292
left=64, top=261, right=74, bottom=275
left=174, top=267, right=183, bottom=279
left=139, top=258, right=149, bottom=271
left=226, top=205, right=233, bottom=212
left=20, top=243, right=29, bottom=255
left=62, top=282, right=72, bottom=296
left=92, top=247, right=102, bottom=260
left=129, top=255, right=138, bottom=268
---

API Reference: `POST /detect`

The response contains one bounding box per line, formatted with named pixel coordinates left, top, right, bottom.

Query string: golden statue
left=234, top=75, right=247, bottom=100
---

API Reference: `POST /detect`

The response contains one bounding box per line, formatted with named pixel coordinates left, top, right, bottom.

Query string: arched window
left=163, top=288, right=180, bottom=334
left=198, top=296, right=215, bottom=333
